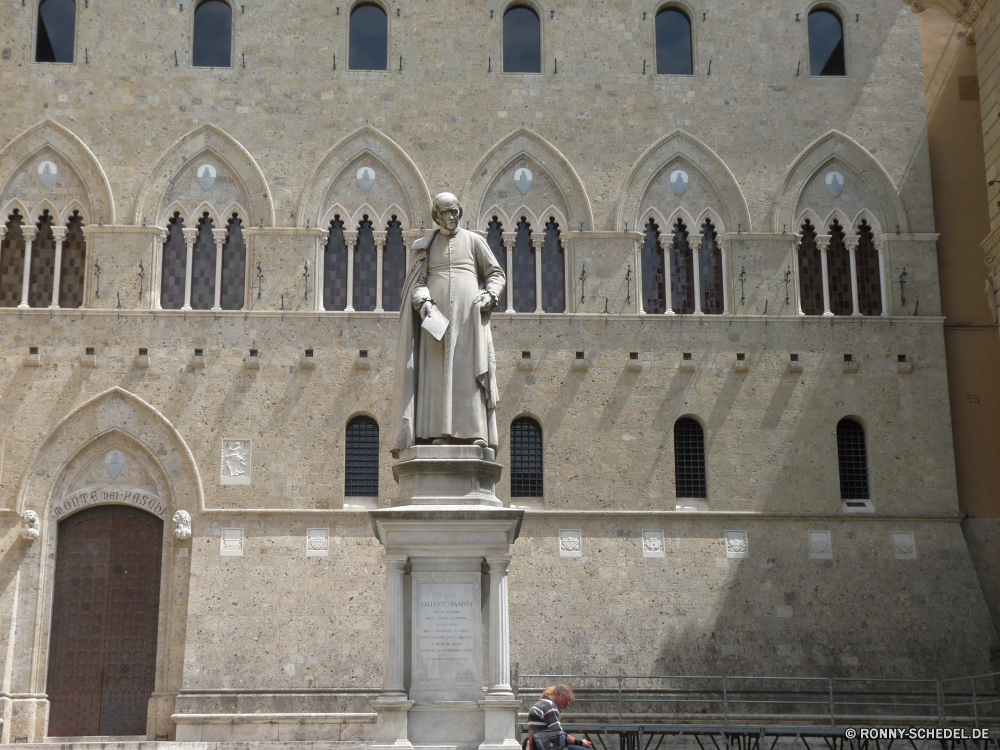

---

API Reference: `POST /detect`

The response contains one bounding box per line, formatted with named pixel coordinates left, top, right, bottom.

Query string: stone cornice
left=902, top=0, right=990, bottom=28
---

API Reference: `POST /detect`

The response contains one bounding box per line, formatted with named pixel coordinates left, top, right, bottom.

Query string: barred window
left=192, top=0, right=232, bottom=68
left=837, top=418, right=869, bottom=500
left=797, top=219, right=823, bottom=316
left=510, top=417, right=543, bottom=497
left=674, top=417, right=706, bottom=500
left=670, top=218, right=694, bottom=314
left=345, top=416, right=379, bottom=497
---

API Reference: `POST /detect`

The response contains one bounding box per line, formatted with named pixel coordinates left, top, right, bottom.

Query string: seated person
left=526, top=684, right=592, bottom=749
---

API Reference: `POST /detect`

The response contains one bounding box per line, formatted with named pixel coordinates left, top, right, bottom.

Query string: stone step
left=20, top=742, right=372, bottom=750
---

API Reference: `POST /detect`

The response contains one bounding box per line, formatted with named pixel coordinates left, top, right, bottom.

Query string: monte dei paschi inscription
left=53, top=486, right=170, bottom=519
left=412, top=577, right=482, bottom=693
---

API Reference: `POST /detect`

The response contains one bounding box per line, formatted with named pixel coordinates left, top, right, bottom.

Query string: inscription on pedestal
left=411, top=574, right=482, bottom=700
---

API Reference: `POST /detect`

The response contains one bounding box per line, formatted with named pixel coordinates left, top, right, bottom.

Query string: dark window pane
left=193, top=0, right=232, bottom=67
left=487, top=218, right=506, bottom=313
left=512, top=217, right=535, bottom=312
left=354, top=216, right=377, bottom=311
left=837, top=418, right=869, bottom=500
left=655, top=8, right=692, bottom=75
left=189, top=215, right=216, bottom=310
left=670, top=219, right=694, bottom=314
left=324, top=217, right=348, bottom=310
left=699, top=219, right=723, bottom=314
left=36, top=0, right=75, bottom=63
left=511, top=418, right=543, bottom=497
left=160, top=214, right=186, bottom=310
left=0, top=213, right=25, bottom=308
left=382, top=217, right=406, bottom=312
left=541, top=217, right=565, bottom=312
left=827, top=220, right=853, bottom=316
left=28, top=211, right=56, bottom=308
left=809, top=10, right=845, bottom=76
left=797, top=220, right=823, bottom=315
left=503, top=6, right=540, bottom=73
left=346, top=416, right=379, bottom=496
left=350, top=3, right=388, bottom=70
left=856, top=220, right=882, bottom=316
left=674, top=417, right=706, bottom=499
left=59, top=211, right=86, bottom=308
left=641, top=219, right=667, bottom=314
left=220, top=214, right=245, bottom=310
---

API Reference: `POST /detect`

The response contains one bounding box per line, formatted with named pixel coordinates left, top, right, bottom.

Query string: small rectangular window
left=359, top=349, right=368, bottom=358
left=736, top=352, right=745, bottom=361
left=521, top=351, right=531, bottom=359
left=305, top=348, right=314, bottom=358
left=790, top=353, right=799, bottom=362
left=85, top=347, right=95, bottom=356
left=29, top=347, right=38, bottom=355
left=194, top=349, right=204, bottom=357
left=683, top=352, right=692, bottom=361
left=629, top=352, right=639, bottom=360
left=897, top=354, right=906, bottom=363
left=576, top=351, right=585, bottom=360
left=138, top=348, right=148, bottom=356
left=844, top=354, right=853, bottom=362
left=249, top=349, right=258, bottom=357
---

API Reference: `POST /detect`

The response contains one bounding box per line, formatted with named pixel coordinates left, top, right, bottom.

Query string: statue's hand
left=420, top=300, right=434, bottom=319
left=475, top=290, right=496, bottom=311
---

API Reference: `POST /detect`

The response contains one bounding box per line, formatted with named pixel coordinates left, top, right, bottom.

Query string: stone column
left=345, top=230, right=358, bottom=312
left=383, top=554, right=408, bottom=697
left=153, top=227, right=167, bottom=310
left=375, top=230, right=387, bottom=312
left=664, top=243, right=675, bottom=315
left=18, top=226, right=37, bottom=310
left=317, top=229, right=329, bottom=311
left=791, top=236, right=804, bottom=315
left=846, top=235, right=861, bottom=317
left=692, top=241, right=703, bottom=315
left=485, top=557, right=513, bottom=697
left=876, top=236, right=890, bottom=316
left=211, top=228, right=227, bottom=311
left=818, top=234, right=833, bottom=317
left=181, top=227, right=198, bottom=311
left=49, top=226, right=68, bottom=309
left=502, top=233, right=515, bottom=312
left=531, top=234, right=544, bottom=313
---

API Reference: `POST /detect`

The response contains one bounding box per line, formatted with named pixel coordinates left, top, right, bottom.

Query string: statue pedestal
left=370, top=446, right=524, bottom=750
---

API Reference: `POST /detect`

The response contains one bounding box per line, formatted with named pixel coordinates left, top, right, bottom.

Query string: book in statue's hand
left=421, top=305, right=450, bottom=340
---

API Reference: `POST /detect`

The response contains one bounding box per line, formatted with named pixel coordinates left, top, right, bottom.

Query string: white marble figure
left=222, top=440, right=250, bottom=477
left=20, top=510, right=40, bottom=540
left=392, top=193, right=506, bottom=455
left=173, top=510, right=192, bottom=540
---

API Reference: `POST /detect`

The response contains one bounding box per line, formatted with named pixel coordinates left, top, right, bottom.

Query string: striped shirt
left=528, top=697, right=563, bottom=741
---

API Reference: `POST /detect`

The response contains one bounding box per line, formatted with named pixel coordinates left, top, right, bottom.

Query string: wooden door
left=46, top=505, right=163, bottom=736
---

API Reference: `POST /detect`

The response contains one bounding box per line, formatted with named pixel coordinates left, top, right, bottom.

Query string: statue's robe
left=393, top=228, right=505, bottom=452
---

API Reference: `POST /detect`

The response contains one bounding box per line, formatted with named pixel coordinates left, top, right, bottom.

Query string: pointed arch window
left=855, top=220, right=882, bottom=316
left=59, top=210, right=86, bottom=308
left=349, top=2, right=388, bottom=70
left=36, top=0, right=75, bottom=63
left=674, top=417, right=706, bottom=501
left=511, top=417, right=543, bottom=497
left=512, top=216, right=536, bottom=312
left=699, top=218, right=723, bottom=314
left=159, top=213, right=187, bottom=310
left=28, top=210, right=57, bottom=308
left=837, top=418, right=869, bottom=500
left=192, top=0, right=232, bottom=67
left=641, top=218, right=667, bottom=314
left=670, top=218, right=694, bottom=314
left=345, top=415, right=380, bottom=497
left=808, top=9, right=845, bottom=76
left=0, top=212, right=26, bottom=308
left=324, top=216, right=348, bottom=311
left=541, top=216, right=565, bottom=312
left=354, top=215, right=377, bottom=312
left=487, top=217, right=507, bottom=313
left=655, top=7, right=693, bottom=75
left=827, top=220, right=853, bottom=316
left=503, top=5, right=541, bottom=73
left=382, top=216, right=406, bottom=312
left=797, top=219, right=823, bottom=316
left=220, top=214, right=246, bottom=310
left=190, top=213, right=216, bottom=311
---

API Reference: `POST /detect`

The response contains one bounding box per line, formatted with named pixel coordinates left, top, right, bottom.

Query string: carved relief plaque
left=559, top=529, right=582, bottom=558
left=725, top=530, right=749, bottom=559
left=642, top=529, right=666, bottom=558
left=220, top=440, right=252, bottom=485
left=306, top=528, right=329, bottom=557
left=221, top=528, right=244, bottom=556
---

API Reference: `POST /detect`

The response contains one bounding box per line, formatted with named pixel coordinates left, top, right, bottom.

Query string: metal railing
left=512, top=667, right=1000, bottom=727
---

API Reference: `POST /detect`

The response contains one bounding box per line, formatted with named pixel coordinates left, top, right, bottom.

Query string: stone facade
left=0, top=0, right=995, bottom=744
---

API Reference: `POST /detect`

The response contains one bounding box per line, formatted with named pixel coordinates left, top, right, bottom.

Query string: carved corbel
left=20, top=510, right=40, bottom=541
left=173, top=509, right=192, bottom=540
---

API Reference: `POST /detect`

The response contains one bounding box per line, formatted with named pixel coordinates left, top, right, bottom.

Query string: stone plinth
left=370, top=445, right=523, bottom=750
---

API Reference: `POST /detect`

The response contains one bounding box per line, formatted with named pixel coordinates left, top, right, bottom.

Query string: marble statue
left=20, top=510, right=40, bottom=541
left=173, top=509, right=192, bottom=540
left=393, top=193, right=506, bottom=455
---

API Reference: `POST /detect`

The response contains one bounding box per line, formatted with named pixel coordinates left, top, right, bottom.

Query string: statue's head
left=431, top=193, right=463, bottom=233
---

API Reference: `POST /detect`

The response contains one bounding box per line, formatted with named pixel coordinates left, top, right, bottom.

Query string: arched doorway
left=46, top=505, right=163, bottom=736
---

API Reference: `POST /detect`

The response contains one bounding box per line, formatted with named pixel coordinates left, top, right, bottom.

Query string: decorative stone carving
left=808, top=530, right=832, bottom=560
left=197, top=164, right=216, bottom=190
left=825, top=171, right=844, bottom=198
left=357, top=165, right=376, bottom=192
left=893, top=531, right=917, bottom=560
left=173, top=510, right=192, bottom=540
left=38, top=160, right=58, bottom=188
left=220, top=439, right=252, bottom=484
left=725, top=530, right=749, bottom=559
left=221, top=528, right=244, bottom=556
left=306, top=527, right=329, bottom=557
left=670, top=169, right=689, bottom=196
left=559, top=529, right=582, bottom=557
left=642, top=529, right=665, bottom=558
left=513, top=167, right=532, bottom=195
left=104, top=449, right=125, bottom=480
left=20, top=510, right=40, bottom=541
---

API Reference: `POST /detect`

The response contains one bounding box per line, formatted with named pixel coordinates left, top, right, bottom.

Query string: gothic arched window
left=382, top=216, right=406, bottom=312
left=674, top=417, right=706, bottom=501
left=699, top=218, right=723, bottom=314
left=487, top=217, right=507, bottom=313
left=670, top=218, right=694, bottom=314
left=350, top=2, right=388, bottom=70
left=511, top=417, right=543, bottom=497
left=809, top=9, right=845, bottom=76
left=220, top=214, right=246, bottom=310
left=190, top=213, right=216, bottom=311
left=655, top=7, right=692, bottom=75
left=354, top=215, right=377, bottom=311
left=0, top=212, right=25, bottom=308
left=641, top=218, right=667, bottom=314
left=827, top=219, right=853, bottom=316
left=193, top=0, right=232, bottom=67
left=324, top=216, right=348, bottom=311
left=59, top=210, right=86, bottom=308
left=512, top=216, right=535, bottom=312
left=541, top=216, right=565, bottom=313
left=345, top=416, right=380, bottom=497
left=160, top=213, right=186, bottom=310
left=28, top=210, right=57, bottom=308
left=36, top=0, right=75, bottom=63
left=837, top=418, right=869, bottom=500
left=797, top=219, right=823, bottom=316
left=856, top=220, right=882, bottom=316
left=503, top=5, right=541, bottom=73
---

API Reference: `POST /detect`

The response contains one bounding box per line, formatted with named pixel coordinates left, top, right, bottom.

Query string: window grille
left=354, top=215, right=377, bottom=312
left=510, top=417, right=543, bottom=497
left=59, top=211, right=86, bottom=308
left=324, top=216, right=348, bottom=311
left=160, top=213, right=187, bottom=310
left=541, top=217, right=565, bottom=312
left=855, top=220, right=882, bottom=316
left=699, top=218, right=724, bottom=314
left=809, top=9, right=846, bottom=76
left=641, top=218, right=667, bottom=313
left=670, top=219, right=694, bottom=314
left=220, top=214, right=246, bottom=310
left=345, top=416, right=379, bottom=497
left=36, top=0, right=75, bottom=63
left=503, top=6, right=541, bottom=73
left=512, top=217, right=535, bottom=312
left=349, top=3, right=388, bottom=70
left=28, top=210, right=56, bottom=309
left=837, top=418, right=869, bottom=500
left=655, top=8, right=693, bottom=75
left=797, top=220, right=823, bottom=315
left=382, top=217, right=406, bottom=312
left=827, top=220, right=853, bottom=316
left=192, top=0, right=232, bottom=68
left=0, top=212, right=24, bottom=308
left=674, top=417, right=706, bottom=499
left=190, top=214, right=216, bottom=311
left=487, top=217, right=507, bottom=313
